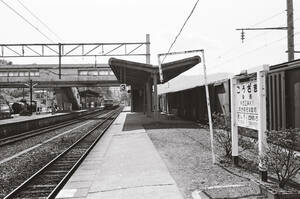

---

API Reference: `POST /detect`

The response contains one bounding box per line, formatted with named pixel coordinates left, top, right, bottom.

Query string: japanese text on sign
left=235, top=80, right=259, bottom=130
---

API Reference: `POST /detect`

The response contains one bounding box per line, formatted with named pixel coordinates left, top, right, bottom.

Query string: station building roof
left=108, top=56, right=201, bottom=87
left=158, top=72, right=231, bottom=95
left=269, top=58, right=300, bottom=72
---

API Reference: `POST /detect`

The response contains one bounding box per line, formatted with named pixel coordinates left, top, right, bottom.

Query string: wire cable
left=250, top=10, right=286, bottom=27
left=161, top=0, right=199, bottom=63
left=0, top=0, right=55, bottom=43
left=211, top=15, right=299, bottom=64
left=16, top=0, right=63, bottom=42
left=211, top=31, right=300, bottom=70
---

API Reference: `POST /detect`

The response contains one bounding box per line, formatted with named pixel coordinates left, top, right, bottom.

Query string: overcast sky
left=0, top=0, right=299, bottom=75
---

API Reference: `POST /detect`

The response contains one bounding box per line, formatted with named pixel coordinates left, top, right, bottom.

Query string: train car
left=103, top=99, right=120, bottom=110
left=103, top=99, right=114, bottom=109
left=12, top=101, right=26, bottom=114
left=0, top=103, right=11, bottom=119
left=11, top=100, right=37, bottom=115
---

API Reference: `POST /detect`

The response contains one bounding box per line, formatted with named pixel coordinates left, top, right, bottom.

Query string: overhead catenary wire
left=11, top=1, right=84, bottom=66
left=210, top=14, right=300, bottom=66
left=16, top=0, right=63, bottom=42
left=0, top=0, right=55, bottom=43
left=161, top=0, right=199, bottom=63
left=211, top=31, right=300, bottom=70
left=250, top=10, right=286, bottom=27
left=211, top=10, right=287, bottom=61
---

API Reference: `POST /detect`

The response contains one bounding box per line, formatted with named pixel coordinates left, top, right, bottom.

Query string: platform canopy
left=108, top=56, right=201, bottom=86
left=160, top=56, right=201, bottom=83
left=109, top=58, right=156, bottom=87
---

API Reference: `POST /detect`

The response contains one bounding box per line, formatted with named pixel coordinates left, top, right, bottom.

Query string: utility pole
left=24, top=79, right=38, bottom=116
left=29, top=79, right=33, bottom=115
left=287, top=0, right=294, bottom=61
left=236, top=0, right=295, bottom=61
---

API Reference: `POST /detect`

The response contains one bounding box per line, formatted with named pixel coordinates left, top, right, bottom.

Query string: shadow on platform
left=122, top=113, right=200, bottom=132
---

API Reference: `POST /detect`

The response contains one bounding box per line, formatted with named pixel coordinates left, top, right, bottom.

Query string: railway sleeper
left=16, top=189, right=51, bottom=196
left=17, top=190, right=51, bottom=198
left=54, top=160, right=78, bottom=164
left=33, top=175, right=63, bottom=182
left=67, top=150, right=89, bottom=156
left=44, top=170, right=69, bottom=174
left=58, top=156, right=81, bottom=160
left=27, top=184, right=57, bottom=189
left=13, top=197, right=47, bottom=199
left=75, top=142, right=95, bottom=149
left=42, top=173, right=65, bottom=178
left=31, top=178, right=61, bottom=185
left=49, top=164, right=73, bottom=169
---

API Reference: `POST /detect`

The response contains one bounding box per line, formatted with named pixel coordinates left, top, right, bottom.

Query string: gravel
left=145, top=121, right=263, bottom=199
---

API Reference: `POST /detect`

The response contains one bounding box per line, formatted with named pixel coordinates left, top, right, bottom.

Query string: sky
left=0, top=0, right=299, bottom=76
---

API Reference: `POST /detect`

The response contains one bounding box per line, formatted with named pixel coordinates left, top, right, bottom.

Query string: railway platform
left=0, top=109, right=90, bottom=138
left=0, top=112, right=65, bottom=125
left=56, top=107, right=183, bottom=199
left=0, top=110, right=86, bottom=126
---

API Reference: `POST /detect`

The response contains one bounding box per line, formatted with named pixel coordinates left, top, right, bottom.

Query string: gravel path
left=145, top=122, right=263, bottom=199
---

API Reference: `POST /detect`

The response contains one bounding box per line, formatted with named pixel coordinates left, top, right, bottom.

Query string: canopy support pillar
left=146, top=81, right=152, bottom=117
left=153, top=73, right=158, bottom=120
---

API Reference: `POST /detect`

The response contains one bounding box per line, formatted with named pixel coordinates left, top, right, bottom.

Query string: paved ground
left=55, top=109, right=271, bottom=199
left=56, top=109, right=183, bottom=199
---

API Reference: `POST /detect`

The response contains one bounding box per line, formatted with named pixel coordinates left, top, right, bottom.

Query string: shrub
left=266, top=129, right=300, bottom=189
left=213, top=113, right=232, bottom=158
left=213, top=113, right=255, bottom=159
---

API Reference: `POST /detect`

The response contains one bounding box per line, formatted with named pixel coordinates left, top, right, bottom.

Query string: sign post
left=231, top=78, right=239, bottom=165
left=231, top=66, right=268, bottom=181
left=257, top=70, right=268, bottom=181
left=157, top=49, right=215, bottom=164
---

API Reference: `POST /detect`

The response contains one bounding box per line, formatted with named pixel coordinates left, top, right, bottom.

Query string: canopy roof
left=109, top=58, right=156, bottom=87
left=108, top=56, right=201, bottom=86
left=161, top=56, right=201, bottom=82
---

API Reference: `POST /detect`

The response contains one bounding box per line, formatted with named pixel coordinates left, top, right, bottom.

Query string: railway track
left=0, top=109, right=109, bottom=147
left=3, top=107, right=122, bottom=199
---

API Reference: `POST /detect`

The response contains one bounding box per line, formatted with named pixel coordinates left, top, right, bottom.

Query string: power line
left=211, top=31, right=300, bottom=70
left=210, top=12, right=286, bottom=61
left=161, top=0, right=199, bottom=63
left=212, top=15, right=300, bottom=63
left=0, top=0, right=55, bottom=43
left=16, top=0, right=63, bottom=42
left=250, top=10, right=285, bottom=27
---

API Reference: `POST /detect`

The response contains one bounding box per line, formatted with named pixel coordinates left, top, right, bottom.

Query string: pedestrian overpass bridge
left=0, top=63, right=119, bottom=88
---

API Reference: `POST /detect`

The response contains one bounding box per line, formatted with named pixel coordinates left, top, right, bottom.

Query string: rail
left=3, top=107, right=122, bottom=199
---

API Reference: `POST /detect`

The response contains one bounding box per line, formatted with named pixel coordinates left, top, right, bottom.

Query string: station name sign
left=235, top=79, right=258, bottom=130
